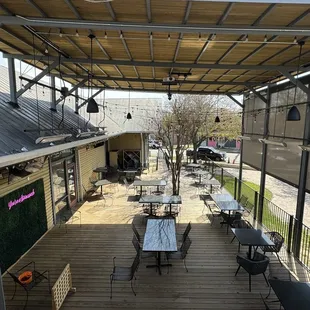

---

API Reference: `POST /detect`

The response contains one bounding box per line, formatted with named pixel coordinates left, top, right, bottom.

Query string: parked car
left=186, top=146, right=226, bottom=161
left=149, top=140, right=161, bottom=149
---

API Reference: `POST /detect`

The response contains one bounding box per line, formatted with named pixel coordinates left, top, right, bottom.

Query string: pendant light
left=287, top=41, right=304, bottom=121
left=215, top=90, right=220, bottom=123
left=126, top=86, right=132, bottom=120
left=86, top=34, right=99, bottom=113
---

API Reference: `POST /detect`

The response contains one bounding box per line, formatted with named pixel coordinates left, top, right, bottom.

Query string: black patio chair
left=260, top=293, right=271, bottom=310
left=132, top=222, right=144, bottom=244
left=166, top=237, right=192, bottom=272
left=235, top=252, right=270, bottom=292
left=132, top=236, right=156, bottom=260
left=266, top=263, right=292, bottom=299
left=177, top=222, right=191, bottom=244
left=231, top=219, right=253, bottom=251
left=109, top=254, right=140, bottom=299
left=204, top=201, right=222, bottom=226
left=7, top=261, right=51, bottom=309
left=242, top=201, right=254, bottom=218
left=57, top=205, right=81, bottom=232
left=259, top=231, right=284, bottom=265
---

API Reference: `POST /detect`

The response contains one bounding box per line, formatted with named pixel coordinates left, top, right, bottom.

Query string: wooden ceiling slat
left=151, top=0, right=187, bottom=24
left=34, top=0, right=77, bottom=19
left=260, top=4, right=310, bottom=26
left=0, top=0, right=41, bottom=16
left=110, top=0, right=148, bottom=22
left=223, top=3, right=271, bottom=25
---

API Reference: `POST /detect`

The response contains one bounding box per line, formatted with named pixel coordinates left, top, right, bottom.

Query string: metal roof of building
left=0, top=1, right=309, bottom=95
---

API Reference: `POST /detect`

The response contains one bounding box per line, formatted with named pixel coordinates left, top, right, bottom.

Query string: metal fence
left=206, top=160, right=310, bottom=270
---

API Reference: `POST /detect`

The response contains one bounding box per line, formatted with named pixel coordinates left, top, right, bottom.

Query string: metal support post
left=7, top=57, right=19, bottom=108
left=234, top=177, right=237, bottom=200
left=75, top=89, right=79, bottom=114
left=258, top=86, right=271, bottom=224
left=221, top=168, right=224, bottom=187
left=0, top=268, right=6, bottom=310
left=238, top=104, right=245, bottom=200
left=253, top=191, right=258, bottom=220
left=50, top=75, right=56, bottom=112
left=287, top=215, right=294, bottom=253
left=293, top=95, right=310, bottom=256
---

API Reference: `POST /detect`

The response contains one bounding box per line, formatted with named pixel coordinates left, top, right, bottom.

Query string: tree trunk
left=193, top=142, right=198, bottom=163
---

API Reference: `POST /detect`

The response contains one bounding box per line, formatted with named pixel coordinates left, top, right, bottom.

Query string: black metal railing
left=205, top=160, right=310, bottom=270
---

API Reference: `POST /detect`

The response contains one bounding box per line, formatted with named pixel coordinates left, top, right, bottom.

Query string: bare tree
left=155, top=95, right=191, bottom=195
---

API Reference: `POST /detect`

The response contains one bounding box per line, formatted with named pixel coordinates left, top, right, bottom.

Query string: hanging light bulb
left=45, top=46, right=48, bottom=54
left=294, top=36, right=297, bottom=44
left=59, top=30, right=63, bottom=37
left=264, top=35, right=267, bottom=42
left=126, top=86, right=132, bottom=120
left=199, top=33, right=201, bottom=41
left=120, top=31, right=123, bottom=39
left=287, top=41, right=304, bottom=121
left=104, top=31, right=108, bottom=39
left=75, top=29, right=79, bottom=37
left=244, top=35, right=249, bottom=42
left=215, top=90, right=220, bottom=123
left=168, top=33, right=171, bottom=41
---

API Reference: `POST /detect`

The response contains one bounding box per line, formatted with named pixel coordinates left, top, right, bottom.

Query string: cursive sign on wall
left=8, top=189, right=35, bottom=210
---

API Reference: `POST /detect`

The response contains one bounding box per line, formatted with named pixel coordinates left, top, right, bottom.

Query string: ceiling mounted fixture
left=287, top=41, right=304, bottom=121
left=35, top=134, right=72, bottom=144
left=126, top=87, right=132, bottom=120
left=214, top=91, right=220, bottom=123
left=86, top=34, right=99, bottom=113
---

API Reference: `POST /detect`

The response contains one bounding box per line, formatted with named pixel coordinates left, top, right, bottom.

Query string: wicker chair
left=166, top=237, right=192, bottom=272
left=231, top=219, right=253, bottom=251
left=109, top=254, right=140, bottom=299
left=259, top=231, right=284, bottom=265
left=7, top=261, right=51, bottom=309
left=177, top=222, right=191, bottom=244
left=235, top=252, right=270, bottom=292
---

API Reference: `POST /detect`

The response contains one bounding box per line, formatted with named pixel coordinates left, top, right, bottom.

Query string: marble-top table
left=95, top=179, right=112, bottom=195
left=133, top=179, right=167, bottom=195
left=143, top=218, right=177, bottom=275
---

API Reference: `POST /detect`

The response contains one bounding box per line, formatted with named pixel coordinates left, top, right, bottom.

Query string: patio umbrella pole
left=0, top=268, right=6, bottom=310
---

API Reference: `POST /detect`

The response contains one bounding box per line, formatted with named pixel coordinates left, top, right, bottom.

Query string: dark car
left=186, top=146, right=226, bottom=161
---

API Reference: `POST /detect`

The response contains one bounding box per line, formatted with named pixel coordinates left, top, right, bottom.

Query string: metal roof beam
left=16, top=61, right=58, bottom=98
left=58, top=74, right=262, bottom=86
left=280, top=69, right=310, bottom=96
left=26, top=0, right=47, bottom=17
left=55, top=78, right=87, bottom=105
left=248, top=86, right=267, bottom=103
left=4, top=16, right=310, bottom=36
left=227, top=94, right=243, bottom=108
left=5, top=54, right=310, bottom=72
left=146, top=0, right=152, bottom=23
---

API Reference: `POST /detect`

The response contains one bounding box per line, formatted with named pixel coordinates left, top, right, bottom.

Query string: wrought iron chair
left=177, top=222, right=191, bottom=244
left=166, top=237, right=192, bottom=272
left=57, top=205, right=81, bottom=232
left=231, top=219, right=253, bottom=252
left=123, top=178, right=136, bottom=195
left=132, top=236, right=156, bottom=260
left=242, top=201, right=254, bottom=218
left=7, top=261, right=51, bottom=309
left=132, top=222, right=144, bottom=244
left=203, top=200, right=222, bottom=226
left=260, top=293, right=271, bottom=310
left=109, top=254, right=140, bottom=299
left=235, top=252, right=270, bottom=292
left=259, top=231, right=284, bottom=265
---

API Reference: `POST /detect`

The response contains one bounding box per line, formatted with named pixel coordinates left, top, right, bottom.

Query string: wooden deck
left=3, top=167, right=310, bottom=310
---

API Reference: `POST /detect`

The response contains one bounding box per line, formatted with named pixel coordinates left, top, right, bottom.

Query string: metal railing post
left=221, top=168, right=224, bottom=187
left=234, top=177, right=237, bottom=200
left=253, top=191, right=258, bottom=220
left=211, top=161, right=214, bottom=176
left=287, top=215, right=294, bottom=253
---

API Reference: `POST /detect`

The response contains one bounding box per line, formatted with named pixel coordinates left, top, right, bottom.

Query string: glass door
left=66, top=162, right=77, bottom=207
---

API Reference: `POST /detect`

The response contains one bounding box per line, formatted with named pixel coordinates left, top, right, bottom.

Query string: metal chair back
left=182, top=222, right=192, bottom=242
left=131, top=223, right=141, bottom=243
left=130, top=254, right=140, bottom=278
left=238, top=195, right=248, bottom=207
left=232, top=219, right=253, bottom=229
left=180, top=237, right=192, bottom=259
left=265, top=231, right=284, bottom=253
left=132, top=236, right=141, bottom=254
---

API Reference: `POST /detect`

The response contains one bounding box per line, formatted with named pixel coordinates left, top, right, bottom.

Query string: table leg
left=157, top=185, right=159, bottom=192
left=227, top=210, right=230, bottom=234
left=210, top=184, right=213, bottom=193
left=150, top=203, right=153, bottom=215
left=199, top=175, right=202, bottom=184
left=169, top=204, right=172, bottom=215
left=101, top=185, right=103, bottom=195
left=248, top=245, right=252, bottom=259
left=140, top=185, right=143, bottom=196
left=157, top=252, right=162, bottom=275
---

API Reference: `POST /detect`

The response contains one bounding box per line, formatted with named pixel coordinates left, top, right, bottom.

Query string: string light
left=168, top=33, right=171, bottom=41
left=264, top=35, right=267, bottom=42
left=44, top=46, right=48, bottom=54
left=294, top=36, right=297, bottom=43
left=244, top=35, right=249, bottom=42
left=104, top=31, right=108, bottom=39
left=59, top=30, right=63, bottom=37
left=199, top=33, right=201, bottom=41
left=75, top=30, right=79, bottom=37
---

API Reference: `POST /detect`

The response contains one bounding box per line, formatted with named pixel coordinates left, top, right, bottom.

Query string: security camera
left=167, top=92, right=172, bottom=100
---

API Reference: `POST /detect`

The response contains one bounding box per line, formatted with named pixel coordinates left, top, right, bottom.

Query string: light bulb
left=168, top=34, right=171, bottom=41
left=75, top=30, right=79, bottom=37
left=104, top=31, right=107, bottom=39
left=45, top=47, right=48, bottom=54
left=264, top=35, right=267, bottom=42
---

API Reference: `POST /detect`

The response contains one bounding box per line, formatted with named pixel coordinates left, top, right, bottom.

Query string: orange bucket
left=18, top=271, right=33, bottom=284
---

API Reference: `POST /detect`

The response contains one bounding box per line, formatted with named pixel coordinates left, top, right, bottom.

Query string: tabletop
left=216, top=200, right=244, bottom=212
left=139, top=195, right=182, bottom=205
left=143, top=219, right=177, bottom=252
left=93, top=167, right=107, bottom=173
left=269, top=279, right=310, bottom=310
left=95, top=179, right=112, bottom=187
left=203, top=179, right=221, bottom=185
left=211, top=193, right=234, bottom=202
left=133, top=179, right=167, bottom=187
left=193, top=170, right=210, bottom=176
left=231, top=228, right=274, bottom=247
left=186, top=163, right=201, bottom=168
